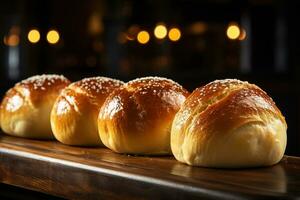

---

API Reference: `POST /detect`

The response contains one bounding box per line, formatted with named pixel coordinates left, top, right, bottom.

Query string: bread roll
left=171, top=79, right=287, bottom=168
left=0, top=74, right=70, bottom=139
left=98, top=77, right=189, bottom=155
left=51, top=77, right=124, bottom=146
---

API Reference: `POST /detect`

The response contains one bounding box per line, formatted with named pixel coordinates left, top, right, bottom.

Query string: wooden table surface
left=0, top=134, right=299, bottom=200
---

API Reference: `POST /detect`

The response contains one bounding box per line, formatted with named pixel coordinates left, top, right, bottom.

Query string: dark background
left=0, top=0, right=299, bottom=156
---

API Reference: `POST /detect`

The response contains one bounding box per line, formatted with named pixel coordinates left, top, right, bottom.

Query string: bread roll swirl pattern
left=171, top=79, right=287, bottom=168
left=98, top=77, right=189, bottom=155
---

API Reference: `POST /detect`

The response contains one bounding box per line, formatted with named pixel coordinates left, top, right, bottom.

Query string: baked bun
left=171, top=79, right=287, bottom=168
left=0, top=74, right=70, bottom=139
left=98, top=77, right=189, bottom=155
left=51, top=77, right=124, bottom=146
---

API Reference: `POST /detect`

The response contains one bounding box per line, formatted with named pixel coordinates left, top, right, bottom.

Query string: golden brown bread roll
left=51, top=77, right=124, bottom=146
left=98, top=77, right=189, bottom=155
left=0, top=74, right=70, bottom=139
left=171, top=79, right=287, bottom=168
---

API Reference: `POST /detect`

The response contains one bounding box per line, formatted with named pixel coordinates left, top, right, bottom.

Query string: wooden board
left=0, top=134, right=300, bottom=199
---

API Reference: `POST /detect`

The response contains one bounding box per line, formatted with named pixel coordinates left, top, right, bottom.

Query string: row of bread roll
left=0, top=75, right=287, bottom=168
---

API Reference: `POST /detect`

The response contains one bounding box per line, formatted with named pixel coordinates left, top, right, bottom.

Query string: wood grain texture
left=0, top=134, right=299, bottom=199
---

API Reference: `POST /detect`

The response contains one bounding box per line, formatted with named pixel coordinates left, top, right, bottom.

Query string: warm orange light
left=137, top=30, right=150, bottom=44
left=126, top=34, right=135, bottom=41
left=4, top=34, right=20, bottom=46
left=127, top=25, right=139, bottom=41
left=154, top=24, right=167, bottom=39
left=189, top=22, right=207, bottom=34
left=28, top=29, right=40, bottom=43
left=168, top=28, right=181, bottom=42
left=46, top=30, right=60, bottom=44
left=238, top=28, right=247, bottom=41
left=226, top=24, right=240, bottom=40
left=88, top=13, right=103, bottom=35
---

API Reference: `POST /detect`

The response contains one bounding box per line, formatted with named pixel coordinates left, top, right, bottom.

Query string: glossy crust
left=98, top=77, right=189, bottom=155
left=171, top=79, right=287, bottom=168
left=51, top=77, right=124, bottom=146
left=0, top=74, right=70, bottom=139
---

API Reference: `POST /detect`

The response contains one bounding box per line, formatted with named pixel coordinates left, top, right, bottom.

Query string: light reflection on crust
left=6, top=94, right=23, bottom=112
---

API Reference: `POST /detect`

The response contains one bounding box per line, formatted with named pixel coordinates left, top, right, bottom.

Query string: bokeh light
left=226, top=24, right=240, bottom=40
left=46, top=30, right=60, bottom=44
left=168, top=28, right=181, bottom=42
left=3, top=34, right=19, bottom=46
left=28, top=29, right=40, bottom=43
left=154, top=24, right=167, bottom=39
left=238, top=28, right=247, bottom=41
left=137, top=30, right=150, bottom=44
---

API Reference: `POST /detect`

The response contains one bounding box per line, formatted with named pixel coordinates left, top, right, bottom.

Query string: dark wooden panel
left=0, top=183, right=65, bottom=200
left=0, top=134, right=299, bottom=199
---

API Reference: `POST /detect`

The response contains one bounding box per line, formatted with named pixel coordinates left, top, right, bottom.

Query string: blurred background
left=0, top=0, right=299, bottom=155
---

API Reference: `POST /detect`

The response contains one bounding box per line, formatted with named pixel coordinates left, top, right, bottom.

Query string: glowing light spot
left=4, top=34, right=20, bottom=46
left=27, top=29, right=40, bottom=43
left=238, top=28, right=247, bottom=41
left=46, top=30, right=60, bottom=44
left=154, top=24, right=167, bottom=39
left=126, top=34, right=135, bottom=41
left=168, top=28, right=181, bottom=42
left=226, top=24, right=240, bottom=40
left=137, top=30, right=150, bottom=44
